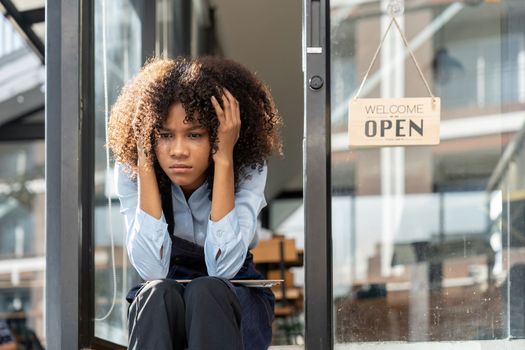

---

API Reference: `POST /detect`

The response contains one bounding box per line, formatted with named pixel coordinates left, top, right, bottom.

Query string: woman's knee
left=128, top=279, right=187, bottom=345
left=138, top=279, right=184, bottom=301
left=184, top=277, right=231, bottom=302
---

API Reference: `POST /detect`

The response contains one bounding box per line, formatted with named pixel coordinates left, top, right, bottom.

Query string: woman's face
left=155, top=103, right=211, bottom=197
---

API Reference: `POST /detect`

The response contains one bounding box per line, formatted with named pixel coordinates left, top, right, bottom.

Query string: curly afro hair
left=107, top=56, right=282, bottom=197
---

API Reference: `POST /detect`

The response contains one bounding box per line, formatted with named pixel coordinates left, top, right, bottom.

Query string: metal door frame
left=303, top=0, right=333, bottom=349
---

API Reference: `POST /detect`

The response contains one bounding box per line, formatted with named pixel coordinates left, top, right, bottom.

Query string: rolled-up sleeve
left=204, top=165, right=267, bottom=279
left=115, top=163, right=171, bottom=281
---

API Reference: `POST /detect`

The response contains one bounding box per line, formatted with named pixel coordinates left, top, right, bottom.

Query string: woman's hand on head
left=134, top=132, right=150, bottom=168
left=210, top=88, right=241, bottom=164
left=132, top=117, right=151, bottom=168
left=136, top=141, right=149, bottom=168
left=132, top=117, right=143, bottom=162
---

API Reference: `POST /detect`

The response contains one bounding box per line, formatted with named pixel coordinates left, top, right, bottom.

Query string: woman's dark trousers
left=128, top=277, right=243, bottom=350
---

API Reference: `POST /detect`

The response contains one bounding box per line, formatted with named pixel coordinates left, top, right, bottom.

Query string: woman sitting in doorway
left=108, top=56, right=282, bottom=350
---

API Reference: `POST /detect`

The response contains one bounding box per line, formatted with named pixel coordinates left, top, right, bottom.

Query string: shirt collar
left=171, top=180, right=209, bottom=205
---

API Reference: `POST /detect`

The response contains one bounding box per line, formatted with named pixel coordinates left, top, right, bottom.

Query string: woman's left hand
left=210, top=88, right=241, bottom=163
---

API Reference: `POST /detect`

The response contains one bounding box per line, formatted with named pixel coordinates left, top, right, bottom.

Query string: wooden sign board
left=348, top=97, right=440, bottom=147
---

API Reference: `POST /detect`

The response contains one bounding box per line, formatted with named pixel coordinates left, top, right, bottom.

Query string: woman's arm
left=209, top=90, right=239, bottom=223
left=205, top=89, right=267, bottom=278
left=115, top=161, right=171, bottom=281
left=205, top=165, right=267, bottom=278
left=137, top=153, right=162, bottom=220
left=137, top=152, right=164, bottom=257
left=210, top=158, right=235, bottom=260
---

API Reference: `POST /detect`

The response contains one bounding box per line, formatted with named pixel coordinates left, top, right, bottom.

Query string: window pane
left=93, top=0, right=143, bottom=345
left=331, top=0, right=525, bottom=345
left=0, top=141, right=45, bottom=348
left=498, top=134, right=525, bottom=338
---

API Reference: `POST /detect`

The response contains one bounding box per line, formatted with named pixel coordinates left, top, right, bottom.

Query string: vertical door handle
left=307, top=0, right=322, bottom=53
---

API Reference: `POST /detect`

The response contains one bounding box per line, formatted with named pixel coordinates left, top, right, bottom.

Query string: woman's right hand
left=136, top=141, right=148, bottom=167
left=132, top=116, right=149, bottom=167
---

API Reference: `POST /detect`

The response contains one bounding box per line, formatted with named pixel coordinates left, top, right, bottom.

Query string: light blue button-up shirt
left=115, top=163, right=267, bottom=281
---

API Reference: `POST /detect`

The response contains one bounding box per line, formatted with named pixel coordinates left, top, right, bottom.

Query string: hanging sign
left=348, top=13, right=441, bottom=148
left=348, top=97, right=440, bottom=146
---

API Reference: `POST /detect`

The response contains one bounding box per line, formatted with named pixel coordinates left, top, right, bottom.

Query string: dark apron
left=126, top=235, right=275, bottom=350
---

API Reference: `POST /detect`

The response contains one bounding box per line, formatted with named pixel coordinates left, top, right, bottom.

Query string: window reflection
left=93, top=0, right=142, bottom=345
left=332, top=191, right=504, bottom=341
left=93, top=0, right=201, bottom=345
left=0, top=141, right=45, bottom=347
left=331, top=0, right=525, bottom=344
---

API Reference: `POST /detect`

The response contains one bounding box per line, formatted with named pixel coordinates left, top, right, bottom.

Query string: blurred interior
left=330, top=0, right=525, bottom=344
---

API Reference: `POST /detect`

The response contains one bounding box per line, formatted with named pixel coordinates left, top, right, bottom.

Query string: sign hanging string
left=353, top=15, right=435, bottom=101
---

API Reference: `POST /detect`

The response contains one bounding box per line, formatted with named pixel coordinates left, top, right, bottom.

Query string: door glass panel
left=331, top=0, right=525, bottom=345
left=93, top=0, right=143, bottom=344
left=93, top=0, right=195, bottom=344
left=0, top=141, right=45, bottom=347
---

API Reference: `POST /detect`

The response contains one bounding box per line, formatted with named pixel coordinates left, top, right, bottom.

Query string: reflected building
left=329, top=0, right=525, bottom=344
left=0, top=8, right=46, bottom=347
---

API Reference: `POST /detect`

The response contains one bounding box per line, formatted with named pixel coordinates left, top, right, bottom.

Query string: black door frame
left=304, top=0, right=333, bottom=349
left=46, top=0, right=93, bottom=348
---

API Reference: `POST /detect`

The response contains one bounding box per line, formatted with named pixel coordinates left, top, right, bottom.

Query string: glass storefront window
left=93, top=0, right=143, bottom=345
left=331, top=0, right=525, bottom=345
left=93, top=0, right=197, bottom=344
left=0, top=141, right=45, bottom=347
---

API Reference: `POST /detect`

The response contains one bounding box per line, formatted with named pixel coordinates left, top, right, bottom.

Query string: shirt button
left=217, top=230, right=224, bottom=238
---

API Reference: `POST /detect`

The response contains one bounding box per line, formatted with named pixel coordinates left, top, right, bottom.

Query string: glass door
left=329, top=0, right=525, bottom=348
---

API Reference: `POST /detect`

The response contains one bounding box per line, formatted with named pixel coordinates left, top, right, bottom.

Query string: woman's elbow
left=209, top=251, right=246, bottom=279
left=211, top=267, right=238, bottom=280
left=136, top=263, right=168, bottom=281
left=127, top=245, right=168, bottom=280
